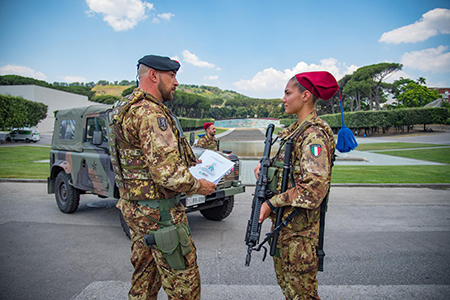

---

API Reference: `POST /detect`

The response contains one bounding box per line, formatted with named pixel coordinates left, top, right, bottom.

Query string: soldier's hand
left=254, top=162, right=261, bottom=180
left=259, top=201, right=271, bottom=223
left=196, top=179, right=216, bottom=196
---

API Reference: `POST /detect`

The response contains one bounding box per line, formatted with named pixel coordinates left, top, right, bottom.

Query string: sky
left=0, top=0, right=449, bottom=99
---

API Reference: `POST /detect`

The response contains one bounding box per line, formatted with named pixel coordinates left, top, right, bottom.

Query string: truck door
left=82, top=115, right=111, bottom=196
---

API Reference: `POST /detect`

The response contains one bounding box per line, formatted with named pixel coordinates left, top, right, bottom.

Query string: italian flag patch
left=310, top=144, right=322, bottom=157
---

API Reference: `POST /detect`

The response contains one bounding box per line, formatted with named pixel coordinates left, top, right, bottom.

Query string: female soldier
left=255, top=71, right=338, bottom=299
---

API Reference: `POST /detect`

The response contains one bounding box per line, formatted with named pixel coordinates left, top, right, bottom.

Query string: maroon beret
left=204, top=122, right=213, bottom=130
left=295, top=71, right=339, bottom=100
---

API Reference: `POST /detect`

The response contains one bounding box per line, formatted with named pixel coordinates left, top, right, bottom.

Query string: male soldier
left=255, top=72, right=337, bottom=299
left=196, top=122, right=218, bottom=150
left=109, top=55, right=216, bottom=300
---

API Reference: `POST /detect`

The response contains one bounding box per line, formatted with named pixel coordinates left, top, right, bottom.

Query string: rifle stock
left=245, top=124, right=275, bottom=266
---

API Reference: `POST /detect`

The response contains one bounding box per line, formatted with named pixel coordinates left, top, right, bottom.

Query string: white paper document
left=189, top=150, right=235, bottom=184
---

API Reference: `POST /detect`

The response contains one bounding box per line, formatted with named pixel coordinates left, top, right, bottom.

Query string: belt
left=137, top=195, right=180, bottom=210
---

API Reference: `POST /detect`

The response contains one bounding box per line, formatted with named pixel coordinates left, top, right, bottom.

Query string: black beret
left=138, top=55, right=180, bottom=72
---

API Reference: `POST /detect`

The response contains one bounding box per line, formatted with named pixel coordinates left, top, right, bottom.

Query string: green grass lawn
left=376, top=147, right=450, bottom=164
left=332, top=165, right=450, bottom=183
left=0, top=146, right=50, bottom=179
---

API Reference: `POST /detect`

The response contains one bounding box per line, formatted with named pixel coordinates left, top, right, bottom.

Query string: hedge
left=0, top=94, right=48, bottom=129
left=280, top=107, right=449, bottom=133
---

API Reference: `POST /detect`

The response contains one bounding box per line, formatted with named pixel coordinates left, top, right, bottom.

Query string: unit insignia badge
left=157, top=117, right=168, bottom=131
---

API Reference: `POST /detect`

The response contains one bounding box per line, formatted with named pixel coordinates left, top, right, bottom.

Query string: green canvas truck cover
left=52, top=105, right=112, bottom=152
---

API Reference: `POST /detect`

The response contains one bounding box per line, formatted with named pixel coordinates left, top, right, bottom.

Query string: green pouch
left=267, top=166, right=280, bottom=194
left=154, top=226, right=186, bottom=270
left=177, top=223, right=192, bottom=256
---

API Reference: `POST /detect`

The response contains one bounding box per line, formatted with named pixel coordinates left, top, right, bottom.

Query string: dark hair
left=290, top=76, right=318, bottom=103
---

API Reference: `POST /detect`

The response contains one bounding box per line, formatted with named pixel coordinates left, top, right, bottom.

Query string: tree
left=235, top=107, right=248, bottom=118
left=341, top=63, right=403, bottom=111
left=393, top=78, right=441, bottom=108
left=0, top=95, right=47, bottom=129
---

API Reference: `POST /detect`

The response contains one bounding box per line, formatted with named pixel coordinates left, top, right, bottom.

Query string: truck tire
left=119, top=211, right=131, bottom=239
left=200, top=196, right=234, bottom=221
left=55, top=171, right=80, bottom=213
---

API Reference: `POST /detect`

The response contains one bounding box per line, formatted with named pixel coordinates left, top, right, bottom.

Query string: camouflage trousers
left=117, top=199, right=201, bottom=300
left=273, top=235, right=320, bottom=300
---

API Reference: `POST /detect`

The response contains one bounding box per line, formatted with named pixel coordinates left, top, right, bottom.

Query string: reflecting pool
left=219, top=140, right=280, bottom=157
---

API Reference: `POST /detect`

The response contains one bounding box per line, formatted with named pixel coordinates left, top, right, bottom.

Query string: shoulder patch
left=157, top=117, right=168, bottom=131
left=310, top=144, right=322, bottom=157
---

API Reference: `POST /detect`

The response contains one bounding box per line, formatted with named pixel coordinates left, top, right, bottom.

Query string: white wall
left=0, top=85, right=97, bottom=133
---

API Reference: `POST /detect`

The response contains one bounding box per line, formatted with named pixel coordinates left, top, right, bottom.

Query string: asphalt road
left=1, top=182, right=449, bottom=300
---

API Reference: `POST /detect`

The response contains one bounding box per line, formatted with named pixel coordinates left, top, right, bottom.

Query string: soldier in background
left=255, top=72, right=337, bottom=299
left=196, top=122, right=218, bottom=150
left=109, top=55, right=216, bottom=299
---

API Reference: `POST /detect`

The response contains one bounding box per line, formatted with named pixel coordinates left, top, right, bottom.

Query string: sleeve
left=196, top=136, right=206, bottom=149
left=132, top=106, right=201, bottom=194
left=269, top=127, right=332, bottom=210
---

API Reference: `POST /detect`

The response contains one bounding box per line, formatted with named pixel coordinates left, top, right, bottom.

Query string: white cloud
left=379, top=8, right=450, bottom=44
left=234, top=58, right=358, bottom=94
left=85, top=0, right=155, bottom=31
left=158, top=12, right=175, bottom=21
left=401, top=45, right=450, bottom=73
left=152, top=13, right=175, bottom=23
left=0, top=65, right=47, bottom=80
left=205, top=75, right=219, bottom=81
left=63, top=76, right=87, bottom=83
left=182, top=50, right=216, bottom=69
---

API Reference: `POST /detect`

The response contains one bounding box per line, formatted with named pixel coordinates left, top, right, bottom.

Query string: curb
left=0, top=178, right=47, bottom=183
left=330, top=183, right=450, bottom=189
left=0, top=178, right=448, bottom=189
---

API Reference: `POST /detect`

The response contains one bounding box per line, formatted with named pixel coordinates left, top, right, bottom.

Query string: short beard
left=157, top=75, right=174, bottom=102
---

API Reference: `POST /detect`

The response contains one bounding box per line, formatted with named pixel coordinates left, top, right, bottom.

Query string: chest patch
left=157, top=117, right=168, bottom=131
left=310, top=144, right=322, bottom=157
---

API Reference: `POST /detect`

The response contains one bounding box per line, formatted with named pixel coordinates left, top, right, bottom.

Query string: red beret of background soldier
left=196, top=122, right=218, bottom=151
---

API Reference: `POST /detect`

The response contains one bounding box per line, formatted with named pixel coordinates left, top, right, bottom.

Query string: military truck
left=47, top=105, right=245, bottom=237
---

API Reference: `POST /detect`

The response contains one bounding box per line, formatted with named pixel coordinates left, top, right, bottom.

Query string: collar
left=278, top=111, right=317, bottom=140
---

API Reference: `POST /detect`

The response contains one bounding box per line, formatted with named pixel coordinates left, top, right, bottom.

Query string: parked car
left=47, top=105, right=245, bottom=238
left=5, top=128, right=40, bottom=143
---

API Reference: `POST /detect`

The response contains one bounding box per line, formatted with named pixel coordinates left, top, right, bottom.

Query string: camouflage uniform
left=109, top=88, right=202, bottom=300
left=196, top=134, right=218, bottom=150
left=268, top=111, right=336, bottom=300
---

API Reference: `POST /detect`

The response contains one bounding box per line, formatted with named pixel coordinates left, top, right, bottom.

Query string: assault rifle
left=250, top=140, right=297, bottom=262
left=245, top=124, right=276, bottom=266
left=247, top=139, right=334, bottom=272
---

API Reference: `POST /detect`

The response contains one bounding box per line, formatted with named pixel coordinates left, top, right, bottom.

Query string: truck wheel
left=200, top=196, right=234, bottom=221
left=119, top=211, right=131, bottom=239
left=55, top=171, right=80, bottom=213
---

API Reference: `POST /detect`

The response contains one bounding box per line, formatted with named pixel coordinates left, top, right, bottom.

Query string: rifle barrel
left=244, top=124, right=275, bottom=266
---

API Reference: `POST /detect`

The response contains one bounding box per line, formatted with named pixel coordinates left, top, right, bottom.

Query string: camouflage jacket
left=268, top=111, right=336, bottom=241
left=196, top=134, right=218, bottom=150
left=109, top=88, right=200, bottom=201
